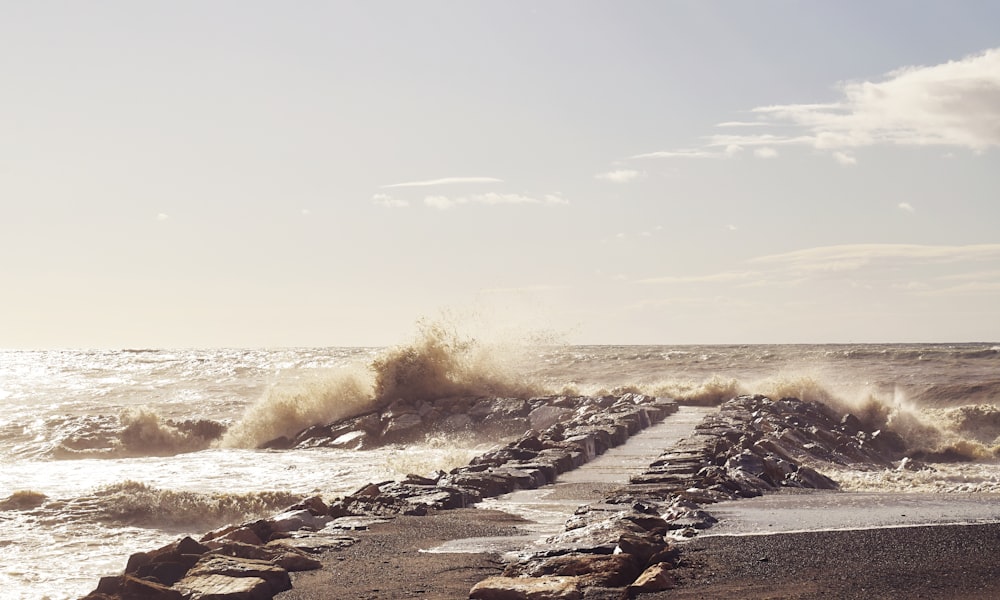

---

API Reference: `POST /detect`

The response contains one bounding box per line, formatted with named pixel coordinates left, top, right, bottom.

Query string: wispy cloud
left=156, top=213, right=169, bottom=221
left=595, top=169, right=643, bottom=183
left=638, top=244, right=1000, bottom=295
left=635, top=47, right=1000, bottom=162
left=898, top=202, right=915, bottom=213
left=480, top=284, right=567, bottom=294
left=424, top=192, right=567, bottom=209
left=750, top=243, right=1000, bottom=272
left=382, top=177, right=503, bottom=188
left=631, top=145, right=743, bottom=160
left=754, top=147, right=778, bottom=159
left=372, top=193, right=409, bottom=208
left=638, top=271, right=759, bottom=285
left=832, top=151, right=857, bottom=166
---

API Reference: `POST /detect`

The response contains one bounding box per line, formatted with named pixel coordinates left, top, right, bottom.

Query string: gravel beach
left=274, top=510, right=1000, bottom=599
left=275, top=509, right=527, bottom=600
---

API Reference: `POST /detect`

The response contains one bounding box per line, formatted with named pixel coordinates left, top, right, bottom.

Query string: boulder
left=177, top=555, right=291, bottom=595
left=469, top=576, right=583, bottom=600
left=174, top=573, right=272, bottom=600
left=626, top=563, right=675, bottom=597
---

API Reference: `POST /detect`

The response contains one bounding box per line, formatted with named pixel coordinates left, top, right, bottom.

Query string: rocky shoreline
left=80, top=393, right=913, bottom=599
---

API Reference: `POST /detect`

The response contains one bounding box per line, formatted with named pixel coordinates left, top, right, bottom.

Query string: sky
left=2, top=1, right=999, bottom=348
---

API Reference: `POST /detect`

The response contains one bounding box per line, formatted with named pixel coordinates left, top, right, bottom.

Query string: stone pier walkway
left=429, top=406, right=715, bottom=554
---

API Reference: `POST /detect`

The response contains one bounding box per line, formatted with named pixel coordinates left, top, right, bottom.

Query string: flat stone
left=175, top=573, right=272, bottom=599
left=469, top=575, right=583, bottom=600
left=183, top=555, right=291, bottom=595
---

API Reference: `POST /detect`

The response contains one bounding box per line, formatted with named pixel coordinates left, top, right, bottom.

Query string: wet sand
left=275, top=509, right=526, bottom=600
left=664, top=522, right=1000, bottom=599
left=278, top=517, right=1000, bottom=599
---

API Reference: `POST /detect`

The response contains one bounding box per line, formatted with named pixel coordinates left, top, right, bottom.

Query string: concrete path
left=427, top=406, right=715, bottom=553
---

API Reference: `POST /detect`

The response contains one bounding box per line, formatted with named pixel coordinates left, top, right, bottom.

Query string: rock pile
left=473, top=395, right=910, bottom=599
left=80, top=495, right=358, bottom=600
left=261, top=393, right=676, bottom=451
left=81, top=394, right=912, bottom=599
left=80, top=393, right=678, bottom=600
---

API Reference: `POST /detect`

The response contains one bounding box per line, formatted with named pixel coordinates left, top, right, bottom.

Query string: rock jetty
left=80, top=393, right=913, bottom=600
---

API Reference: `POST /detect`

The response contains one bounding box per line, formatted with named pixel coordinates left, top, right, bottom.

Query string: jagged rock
left=287, top=495, right=329, bottom=516
left=208, top=541, right=323, bottom=571
left=626, top=562, right=675, bottom=596
left=175, top=573, right=272, bottom=600
left=177, top=555, right=291, bottom=596
left=442, top=413, right=474, bottom=430
left=469, top=576, right=583, bottom=600
left=529, top=405, right=573, bottom=430
left=268, top=509, right=331, bottom=533
left=614, top=531, right=667, bottom=568
left=382, top=413, right=423, bottom=438
left=504, top=553, right=640, bottom=587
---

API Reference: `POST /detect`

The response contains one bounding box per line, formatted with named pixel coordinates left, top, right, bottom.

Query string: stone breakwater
left=79, top=393, right=679, bottom=599
left=79, top=394, right=911, bottom=600
left=469, top=394, right=909, bottom=599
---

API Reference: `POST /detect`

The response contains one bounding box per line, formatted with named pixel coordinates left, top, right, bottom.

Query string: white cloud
left=833, top=151, right=857, bottom=166
left=751, top=243, right=1000, bottom=273
left=754, top=147, right=778, bottom=159
left=382, top=177, right=503, bottom=188
left=300, top=208, right=312, bottom=216
left=423, top=192, right=567, bottom=209
left=372, top=193, right=409, bottom=208
left=631, top=149, right=729, bottom=159
left=595, top=169, right=643, bottom=183
left=156, top=213, right=169, bottom=221
left=898, top=202, right=915, bottom=213
left=749, top=48, right=1000, bottom=150
left=635, top=47, right=1000, bottom=161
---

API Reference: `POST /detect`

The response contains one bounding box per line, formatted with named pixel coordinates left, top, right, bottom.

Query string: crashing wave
left=40, top=481, right=300, bottom=529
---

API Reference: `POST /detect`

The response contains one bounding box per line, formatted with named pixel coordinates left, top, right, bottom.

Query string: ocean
left=2, top=335, right=1000, bottom=599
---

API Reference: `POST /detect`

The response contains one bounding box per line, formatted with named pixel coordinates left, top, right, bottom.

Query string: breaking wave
left=40, top=481, right=300, bottom=529
left=221, top=321, right=542, bottom=448
left=6, top=411, right=228, bottom=460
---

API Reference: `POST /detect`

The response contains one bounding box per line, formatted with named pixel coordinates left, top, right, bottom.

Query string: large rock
left=174, top=573, right=273, bottom=600
left=469, top=576, right=583, bottom=600
left=178, top=555, right=292, bottom=595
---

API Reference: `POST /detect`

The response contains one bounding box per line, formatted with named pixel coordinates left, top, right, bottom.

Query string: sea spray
left=221, top=321, right=542, bottom=448
left=219, top=369, right=374, bottom=449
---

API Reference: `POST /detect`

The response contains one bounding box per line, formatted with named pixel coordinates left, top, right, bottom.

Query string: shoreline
left=78, top=394, right=999, bottom=599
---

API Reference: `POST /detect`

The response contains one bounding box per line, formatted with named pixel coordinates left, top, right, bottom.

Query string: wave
left=220, top=321, right=542, bottom=448
left=5, top=410, right=228, bottom=460
left=0, top=490, right=48, bottom=511
left=38, top=481, right=300, bottom=529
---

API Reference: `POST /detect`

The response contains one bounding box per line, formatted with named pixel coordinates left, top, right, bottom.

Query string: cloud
left=898, top=202, right=915, bottom=213
left=424, top=192, right=567, bottom=209
left=635, top=47, right=1000, bottom=161
left=631, top=149, right=729, bottom=159
left=156, top=213, right=169, bottom=221
left=595, top=169, right=643, bottom=183
left=833, top=151, right=857, bottom=166
left=754, top=147, right=778, bottom=159
left=300, top=208, right=312, bottom=216
left=382, top=177, right=503, bottom=188
left=372, top=193, right=409, bottom=208
left=480, top=284, right=567, bottom=294
left=750, top=243, right=1000, bottom=273
left=638, top=271, right=759, bottom=285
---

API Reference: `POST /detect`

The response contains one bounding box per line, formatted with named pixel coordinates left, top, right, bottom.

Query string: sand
left=274, top=509, right=1000, bottom=599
